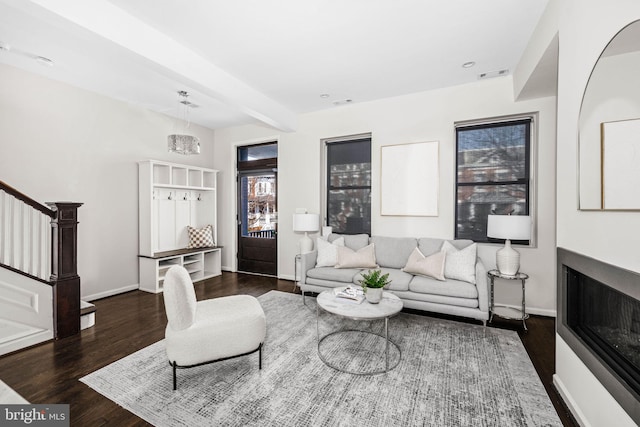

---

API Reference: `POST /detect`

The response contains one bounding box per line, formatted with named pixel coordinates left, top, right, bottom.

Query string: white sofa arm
left=475, top=258, right=489, bottom=316
left=299, top=251, right=317, bottom=284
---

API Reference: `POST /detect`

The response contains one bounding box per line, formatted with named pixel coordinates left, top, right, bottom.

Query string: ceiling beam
left=20, top=0, right=298, bottom=131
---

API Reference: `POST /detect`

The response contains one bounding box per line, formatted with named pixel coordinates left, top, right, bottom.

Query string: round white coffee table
left=316, top=287, right=403, bottom=375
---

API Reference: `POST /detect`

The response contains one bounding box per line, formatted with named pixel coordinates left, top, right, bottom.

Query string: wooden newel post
left=47, top=202, right=83, bottom=339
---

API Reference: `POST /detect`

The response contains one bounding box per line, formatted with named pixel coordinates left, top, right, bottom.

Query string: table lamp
left=487, top=214, right=531, bottom=276
left=293, top=213, right=319, bottom=253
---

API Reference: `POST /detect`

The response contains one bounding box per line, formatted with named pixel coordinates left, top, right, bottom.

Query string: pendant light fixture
left=168, top=90, right=200, bottom=155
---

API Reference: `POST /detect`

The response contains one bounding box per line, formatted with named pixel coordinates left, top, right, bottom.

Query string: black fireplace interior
left=566, top=267, right=640, bottom=396
left=558, top=248, right=640, bottom=423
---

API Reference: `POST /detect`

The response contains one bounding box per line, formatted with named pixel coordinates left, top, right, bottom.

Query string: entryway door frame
left=232, top=137, right=280, bottom=277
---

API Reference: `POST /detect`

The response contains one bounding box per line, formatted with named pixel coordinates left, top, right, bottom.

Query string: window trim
left=321, top=133, right=372, bottom=235
left=454, top=113, right=538, bottom=247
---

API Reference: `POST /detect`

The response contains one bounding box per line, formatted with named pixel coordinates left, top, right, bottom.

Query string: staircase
left=0, top=180, right=83, bottom=356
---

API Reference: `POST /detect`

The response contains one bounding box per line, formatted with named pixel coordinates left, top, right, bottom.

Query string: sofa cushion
left=442, top=241, right=477, bottom=284
left=335, top=244, right=377, bottom=269
left=402, top=247, right=445, bottom=281
left=408, top=275, right=479, bottom=299
left=306, top=277, right=355, bottom=289
left=307, top=267, right=360, bottom=283
left=390, top=290, right=479, bottom=308
left=315, top=237, right=345, bottom=267
left=417, top=238, right=446, bottom=256
left=329, top=233, right=370, bottom=251
left=353, top=267, right=413, bottom=292
left=370, top=236, right=417, bottom=269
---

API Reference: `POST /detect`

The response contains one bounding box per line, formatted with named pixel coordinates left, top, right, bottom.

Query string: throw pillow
left=441, top=241, right=477, bottom=284
left=335, top=243, right=378, bottom=269
left=402, top=247, right=446, bottom=281
left=187, top=225, right=214, bottom=248
left=315, top=237, right=345, bottom=267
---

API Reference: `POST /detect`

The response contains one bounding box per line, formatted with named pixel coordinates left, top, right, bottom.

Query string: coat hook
left=198, top=193, right=201, bottom=201
left=168, top=192, right=172, bottom=200
left=184, top=193, right=188, bottom=200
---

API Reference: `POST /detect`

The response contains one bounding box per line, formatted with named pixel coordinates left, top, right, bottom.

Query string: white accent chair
left=162, top=265, right=266, bottom=390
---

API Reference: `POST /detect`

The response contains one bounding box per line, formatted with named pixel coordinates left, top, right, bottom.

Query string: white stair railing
left=0, top=189, right=52, bottom=282
left=0, top=180, right=82, bottom=343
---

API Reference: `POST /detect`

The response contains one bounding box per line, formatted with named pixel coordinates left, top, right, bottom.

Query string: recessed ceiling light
left=320, top=94, right=330, bottom=98
left=462, top=61, right=476, bottom=68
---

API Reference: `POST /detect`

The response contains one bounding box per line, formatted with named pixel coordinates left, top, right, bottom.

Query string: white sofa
left=299, top=234, right=489, bottom=325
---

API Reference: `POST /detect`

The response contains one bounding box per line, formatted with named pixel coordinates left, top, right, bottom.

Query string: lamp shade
left=487, top=215, right=531, bottom=240
left=293, top=213, right=319, bottom=232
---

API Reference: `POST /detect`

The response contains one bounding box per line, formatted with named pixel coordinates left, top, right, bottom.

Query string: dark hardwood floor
left=0, top=272, right=576, bottom=426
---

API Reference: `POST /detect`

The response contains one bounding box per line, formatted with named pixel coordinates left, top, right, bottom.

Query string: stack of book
left=333, top=286, right=365, bottom=304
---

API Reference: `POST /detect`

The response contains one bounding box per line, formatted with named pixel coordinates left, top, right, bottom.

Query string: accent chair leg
left=172, top=361, right=177, bottom=391
left=259, top=343, right=263, bottom=370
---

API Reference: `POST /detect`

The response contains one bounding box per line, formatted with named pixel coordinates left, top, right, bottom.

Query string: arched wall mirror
left=578, top=19, right=640, bottom=210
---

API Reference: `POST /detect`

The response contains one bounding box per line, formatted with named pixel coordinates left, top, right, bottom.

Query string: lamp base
left=496, top=239, right=520, bottom=276
left=299, top=233, right=314, bottom=253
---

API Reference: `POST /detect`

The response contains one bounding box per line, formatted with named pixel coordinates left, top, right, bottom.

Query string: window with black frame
left=455, top=118, right=532, bottom=244
left=325, top=137, right=371, bottom=235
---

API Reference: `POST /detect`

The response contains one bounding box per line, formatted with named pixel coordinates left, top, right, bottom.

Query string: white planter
left=365, top=287, right=383, bottom=304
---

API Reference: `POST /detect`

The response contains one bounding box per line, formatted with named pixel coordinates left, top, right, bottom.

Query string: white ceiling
left=0, top=0, right=549, bottom=131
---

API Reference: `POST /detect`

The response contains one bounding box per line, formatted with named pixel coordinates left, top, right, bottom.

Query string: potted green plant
left=358, top=269, right=391, bottom=304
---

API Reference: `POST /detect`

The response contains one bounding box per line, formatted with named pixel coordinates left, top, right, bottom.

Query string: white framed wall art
left=380, top=141, right=439, bottom=216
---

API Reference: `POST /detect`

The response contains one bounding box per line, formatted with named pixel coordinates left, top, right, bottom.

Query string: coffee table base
left=315, top=289, right=403, bottom=375
left=317, top=319, right=401, bottom=375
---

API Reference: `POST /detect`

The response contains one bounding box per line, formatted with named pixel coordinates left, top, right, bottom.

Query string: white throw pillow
left=441, top=241, right=477, bottom=284
left=335, top=243, right=378, bottom=269
left=315, top=237, right=345, bottom=267
left=402, top=248, right=446, bottom=281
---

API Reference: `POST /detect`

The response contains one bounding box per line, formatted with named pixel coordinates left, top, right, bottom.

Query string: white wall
left=214, top=76, right=558, bottom=315
left=552, top=0, right=640, bottom=425
left=0, top=63, right=216, bottom=300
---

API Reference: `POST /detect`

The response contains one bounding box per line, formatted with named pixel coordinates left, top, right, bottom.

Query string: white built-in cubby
left=138, top=160, right=221, bottom=293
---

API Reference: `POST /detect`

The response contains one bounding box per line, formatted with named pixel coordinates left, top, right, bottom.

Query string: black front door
left=237, top=170, right=277, bottom=275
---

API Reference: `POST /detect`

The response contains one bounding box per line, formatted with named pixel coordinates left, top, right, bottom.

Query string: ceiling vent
left=333, top=99, right=353, bottom=106
left=477, top=69, right=510, bottom=80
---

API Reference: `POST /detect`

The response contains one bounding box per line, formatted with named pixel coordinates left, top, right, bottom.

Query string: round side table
left=488, top=269, right=530, bottom=330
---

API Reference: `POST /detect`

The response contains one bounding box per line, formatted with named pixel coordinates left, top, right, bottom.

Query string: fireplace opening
left=558, top=248, right=640, bottom=423
left=566, top=267, right=640, bottom=396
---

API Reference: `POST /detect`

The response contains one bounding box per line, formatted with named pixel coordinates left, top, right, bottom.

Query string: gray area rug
left=80, top=291, right=561, bottom=426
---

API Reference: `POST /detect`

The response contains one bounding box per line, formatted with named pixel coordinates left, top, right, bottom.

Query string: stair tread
left=80, top=301, right=96, bottom=316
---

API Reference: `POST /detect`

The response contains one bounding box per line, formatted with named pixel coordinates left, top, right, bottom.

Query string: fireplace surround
left=557, top=248, right=640, bottom=423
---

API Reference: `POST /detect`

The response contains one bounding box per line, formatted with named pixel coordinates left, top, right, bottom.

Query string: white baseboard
left=553, top=374, right=588, bottom=427
left=280, top=274, right=295, bottom=281
left=498, top=302, right=556, bottom=317
left=83, top=284, right=139, bottom=302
